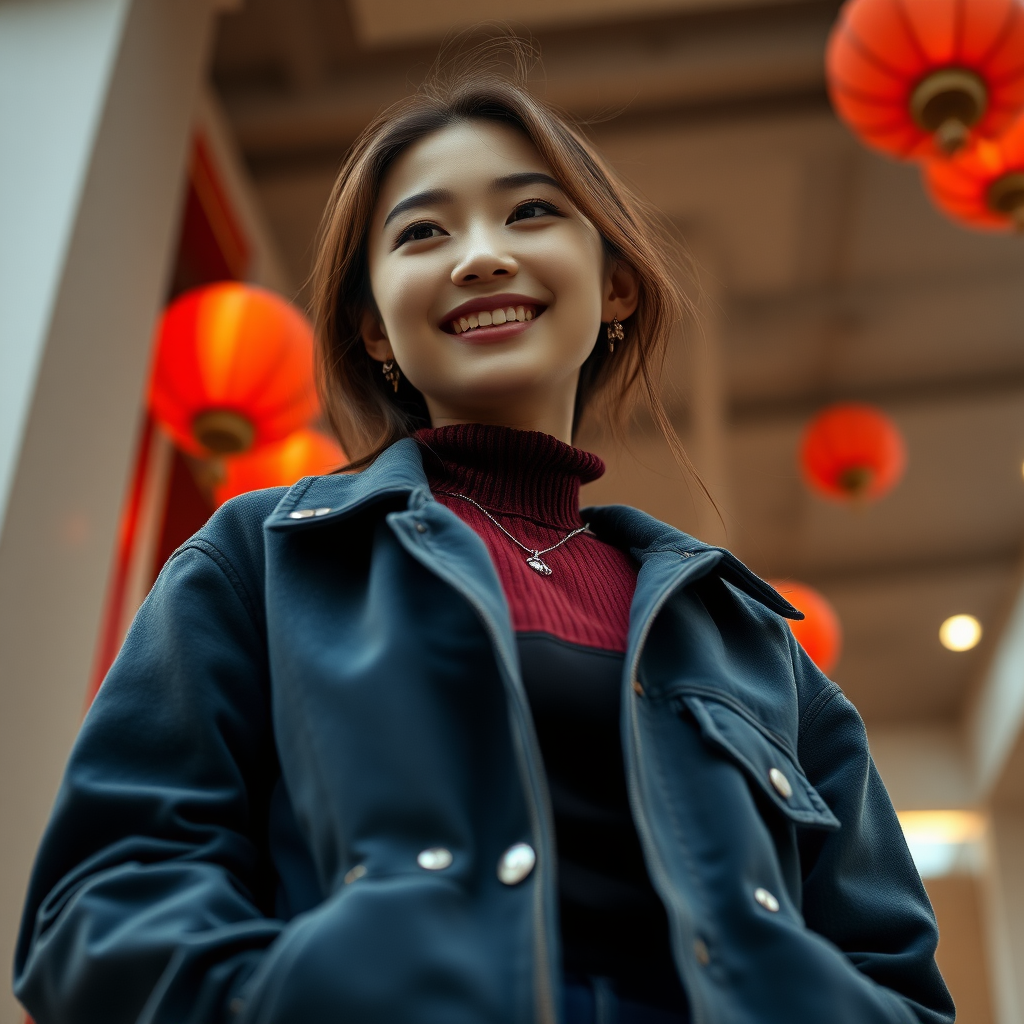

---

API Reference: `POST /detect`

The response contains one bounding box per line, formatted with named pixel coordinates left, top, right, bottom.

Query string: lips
left=440, top=294, right=547, bottom=336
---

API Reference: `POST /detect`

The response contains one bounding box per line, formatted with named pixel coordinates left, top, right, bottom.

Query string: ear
left=360, top=308, right=393, bottom=362
left=601, top=261, right=639, bottom=323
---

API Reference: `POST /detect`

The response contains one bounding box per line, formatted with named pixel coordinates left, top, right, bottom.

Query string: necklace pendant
left=526, top=553, right=553, bottom=576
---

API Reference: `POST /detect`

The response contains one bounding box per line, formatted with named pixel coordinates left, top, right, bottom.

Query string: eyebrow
left=382, top=173, right=564, bottom=229
left=383, top=188, right=455, bottom=228
left=491, top=171, right=563, bottom=193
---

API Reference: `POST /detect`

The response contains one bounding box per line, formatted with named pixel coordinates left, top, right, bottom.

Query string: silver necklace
left=438, top=491, right=590, bottom=576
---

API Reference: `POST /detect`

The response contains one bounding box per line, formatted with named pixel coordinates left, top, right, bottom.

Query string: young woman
left=15, top=55, right=954, bottom=1024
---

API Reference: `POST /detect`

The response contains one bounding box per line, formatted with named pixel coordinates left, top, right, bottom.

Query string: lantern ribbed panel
left=150, top=283, right=318, bottom=456
left=214, top=429, right=346, bottom=506
left=800, top=403, right=907, bottom=502
left=826, top=0, right=1024, bottom=159
left=769, top=581, right=843, bottom=676
left=923, top=113, right=1024, bottom=228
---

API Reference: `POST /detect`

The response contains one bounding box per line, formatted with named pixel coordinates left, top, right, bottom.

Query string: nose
left=451, top=236, right=518, bottom=285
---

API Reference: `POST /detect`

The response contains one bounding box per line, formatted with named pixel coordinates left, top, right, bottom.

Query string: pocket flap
left=682, top=695, right=840, bottom=830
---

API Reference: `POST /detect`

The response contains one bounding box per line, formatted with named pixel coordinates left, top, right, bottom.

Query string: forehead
left=376, top=120, right=552, bottom=210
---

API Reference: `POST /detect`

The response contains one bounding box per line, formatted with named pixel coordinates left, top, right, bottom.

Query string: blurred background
left=3, top=0, right=1024, bottom=1021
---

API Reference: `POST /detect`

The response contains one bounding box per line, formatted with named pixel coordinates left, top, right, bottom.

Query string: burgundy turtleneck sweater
left=416, top=425, right=688, bottom=1011
left=417, top=423, right=634, bottom=650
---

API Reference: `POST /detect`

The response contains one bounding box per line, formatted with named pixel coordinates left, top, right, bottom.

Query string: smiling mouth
left=446, top=304, right=544, bottom=335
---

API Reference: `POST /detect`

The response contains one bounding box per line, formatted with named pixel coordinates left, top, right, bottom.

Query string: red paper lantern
left=826, top=0, right=1024, bottom=159
left=770, top=580, right=843, bottom=676
left=923, top=111, right=1024, bottom=228
left=213, top=429, right=346, bottom=507
left=800, top=403, right=907, bottom=502
left=150, top=283, right=318, bottom=457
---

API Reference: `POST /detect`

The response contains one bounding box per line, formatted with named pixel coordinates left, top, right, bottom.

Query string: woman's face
left=363, top=119, right=636, bottom=439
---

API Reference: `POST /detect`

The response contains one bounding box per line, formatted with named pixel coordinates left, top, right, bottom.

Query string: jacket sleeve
left=793, top=642, right=956, bottom=1024
left=14, top=536, right=285, bottom=1024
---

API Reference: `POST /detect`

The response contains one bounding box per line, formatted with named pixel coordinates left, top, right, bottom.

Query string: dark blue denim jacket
left=14, top=438, right=954, bottom=1024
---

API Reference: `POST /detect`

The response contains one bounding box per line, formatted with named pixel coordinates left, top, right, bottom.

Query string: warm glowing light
left=149, top=283, right=318, bottom=457
left=799, top=403, right=906, bottom=503
left=897, top=810, right=985, bottom=878
left=826, top=0, right=1024, bottom=161
left=898, top=810, right=984, bottom=844
left=939, top=614, right=982, bottom=652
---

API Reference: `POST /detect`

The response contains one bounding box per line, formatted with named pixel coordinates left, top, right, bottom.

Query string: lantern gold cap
left=838, top=465, right=875, bottom=496
left=910, top=69, right=987, bottom=154
left=192, top=410, right=255, bottom=454
left=986, top=172, right=1024, bottom=231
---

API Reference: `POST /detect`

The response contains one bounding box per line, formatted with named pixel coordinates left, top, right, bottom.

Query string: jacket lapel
left=263, top=443, right=799, bottom=663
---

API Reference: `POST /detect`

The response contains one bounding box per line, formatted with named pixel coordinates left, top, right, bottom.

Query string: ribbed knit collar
left=415, top=423, right=605, bottom=529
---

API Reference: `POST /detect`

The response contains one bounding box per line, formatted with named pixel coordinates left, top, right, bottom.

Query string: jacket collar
left=585, top=504, right=801, bottom=620
left=264, top=438, right=432, bottom=528
left=265, top=437, right=800, bottom=621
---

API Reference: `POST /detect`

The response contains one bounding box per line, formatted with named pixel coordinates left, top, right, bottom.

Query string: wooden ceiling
left=209, top=0, right=1024, bottom=730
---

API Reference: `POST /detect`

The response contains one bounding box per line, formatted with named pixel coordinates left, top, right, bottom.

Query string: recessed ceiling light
left=939, top=614, right=982, bottom=652
left=897, top=810, right=985, bottom=878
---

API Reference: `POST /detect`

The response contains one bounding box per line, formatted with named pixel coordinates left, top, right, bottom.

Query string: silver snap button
left=754, top=887, right=780, bottom=912
left=415, top=522, right=427, bottom=533
left=769, top=767, right=793, bottom=800
left=417, top=847, right=453, bottom=871
left=344, top=864, right=367, bottom=884
left=288, top=509, right=316, bottom=519
left=693, top=938, right=710, bottom=965
left=313, top=507, right=332, bottom=516
left=497, top=842, right=536, bottom=885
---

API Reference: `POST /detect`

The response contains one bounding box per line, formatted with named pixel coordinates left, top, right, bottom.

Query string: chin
left=426, top=370, right=559, bottom=417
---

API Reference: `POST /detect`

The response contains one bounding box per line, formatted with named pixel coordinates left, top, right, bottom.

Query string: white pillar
left=0, top=1, right=219, bottom=1019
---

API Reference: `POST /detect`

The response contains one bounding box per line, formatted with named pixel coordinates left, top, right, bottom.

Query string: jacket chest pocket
left=679, top=695, right=840, bottom=831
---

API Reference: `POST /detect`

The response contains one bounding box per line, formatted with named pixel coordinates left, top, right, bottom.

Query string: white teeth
left=452, top=305, right=540, bottom=333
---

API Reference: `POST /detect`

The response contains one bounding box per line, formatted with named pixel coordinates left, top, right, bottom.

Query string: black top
left=517, top=633, right=689, bottom=1013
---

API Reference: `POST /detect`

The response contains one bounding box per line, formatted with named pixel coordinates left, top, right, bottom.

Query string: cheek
left=368, top=247, right=441, bottom=333
left=376, top=264, right=431, bottom=327
left=537, top=228, right=605, bottom=310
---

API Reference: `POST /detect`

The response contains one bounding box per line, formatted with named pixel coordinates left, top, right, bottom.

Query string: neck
left=429, top=412, right=573, bottom=444
left=424, top=383, right=578, bottom=445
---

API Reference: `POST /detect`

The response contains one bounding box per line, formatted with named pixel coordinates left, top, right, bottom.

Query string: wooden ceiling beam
left=219, top=2, right=836, bottom=158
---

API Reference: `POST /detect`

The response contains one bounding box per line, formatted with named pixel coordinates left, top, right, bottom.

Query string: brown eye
left=397, top=222, right=445, bottom=246
left=508, top=200, right=560, bottom=223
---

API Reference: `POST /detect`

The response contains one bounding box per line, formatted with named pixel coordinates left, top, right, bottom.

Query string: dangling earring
left=606, top=317, right=624, bottom=353
left=382, top=358, right=401, bottom=393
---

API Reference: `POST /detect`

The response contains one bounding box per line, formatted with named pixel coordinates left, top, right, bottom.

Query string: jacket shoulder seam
left=799, top=682, right=845, bottom=735
left=171, top=538, right=263, bottom=634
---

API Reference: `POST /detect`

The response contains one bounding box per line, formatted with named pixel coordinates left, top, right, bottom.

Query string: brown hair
left=310, top=39, right=701, bottom=483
